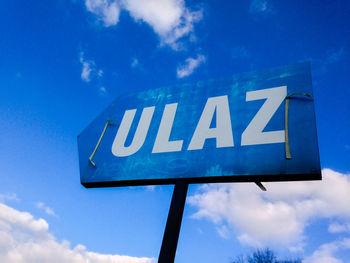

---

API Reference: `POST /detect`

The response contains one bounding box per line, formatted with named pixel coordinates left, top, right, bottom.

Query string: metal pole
left=158, top=180, right=188, bottom=263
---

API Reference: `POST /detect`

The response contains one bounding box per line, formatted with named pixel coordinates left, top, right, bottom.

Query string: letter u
left=112, top=106, right=155, bottom=157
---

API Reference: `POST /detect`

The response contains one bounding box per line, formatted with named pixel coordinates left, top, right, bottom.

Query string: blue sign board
left=78, top=62, right=321, bottom=187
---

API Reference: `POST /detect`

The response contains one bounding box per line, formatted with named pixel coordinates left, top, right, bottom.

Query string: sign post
left=158, top=181, right=188, bottom=263
left=77, top=62, right=321, bottom=262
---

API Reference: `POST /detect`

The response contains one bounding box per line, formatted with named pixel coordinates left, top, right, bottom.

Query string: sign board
left=78, top=62, right=321, bottom=187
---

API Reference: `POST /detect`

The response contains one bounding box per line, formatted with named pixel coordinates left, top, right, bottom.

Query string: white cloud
left=188, top=169, right=350, bottom=249
left=0, top=203, right=155, bottom=263
left=305, top=238, right=350, bottom=263
left=36, top=202, right=57, bottom=217
left=122, top=0, right=202, bottom=49
left=176, top=54, right=206, bottom=78
left=84, top=0, right=202, bottom=49
left=85, top=0, right=120, bottom=27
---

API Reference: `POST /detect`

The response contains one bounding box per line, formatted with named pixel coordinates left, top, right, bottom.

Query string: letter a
left=112, top=107, right=155, bottom=157
left=188, top=96, right=234, bottom=150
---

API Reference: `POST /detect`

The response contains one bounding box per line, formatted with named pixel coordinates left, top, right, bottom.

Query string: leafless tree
left=231, top=248, right=302, bottom=263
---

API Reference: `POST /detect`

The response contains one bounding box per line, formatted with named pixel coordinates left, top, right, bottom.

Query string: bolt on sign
left=78, top=62, right=321, bottom=188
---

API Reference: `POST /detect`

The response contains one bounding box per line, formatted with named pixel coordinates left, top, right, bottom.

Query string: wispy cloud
left=249, top=0, right=275, bottom=15
left=79, top=53, right=91, bottom=82
left=189, top=169, right=350, bottom=250
left=321, top=47, right=345, bottom=72
left=325, top=48, right=345, bottom=64
left=131, top=57, right=139, bottom=68
left=177, top=54, right=206, bottom=78
left=231, top=46, right=251, bottom=60
left=99, top=86, right=107, bottom=96
left=0, top=203, right=155, bottom=263
left=0, top=193, right=20, bottom=203
left=79, top=53, right=92, bottom=82
left=79, top=52, right=103, bottom=83
left=97, top=69, right=104, bottom=77
left=84, top=0, right=203, bottom=50
left=130, top=57, right=146, bottom=72
left=328, top=222, right=350, bottom=234
left=304, top=47, right=345, bottom=75
left=36, top=202, right=57, bottom=217
left=145, top=185, right=156, bottom=191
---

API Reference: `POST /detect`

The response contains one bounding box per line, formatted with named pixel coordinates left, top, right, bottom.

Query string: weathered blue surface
left=78, top=62, right=321, bottom=186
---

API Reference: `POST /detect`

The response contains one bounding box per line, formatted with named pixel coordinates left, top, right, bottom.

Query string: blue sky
left=0, top=0, right=349, bottom=262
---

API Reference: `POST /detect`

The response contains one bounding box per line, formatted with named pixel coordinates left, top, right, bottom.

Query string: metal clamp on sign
left=89, top=119, right=117, bottom=167
left=285, top=92, right=313, bottom=160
